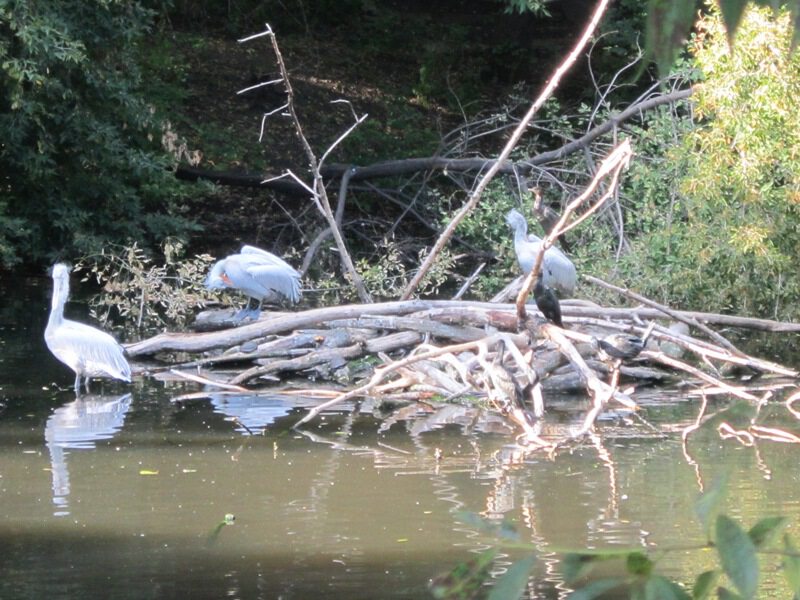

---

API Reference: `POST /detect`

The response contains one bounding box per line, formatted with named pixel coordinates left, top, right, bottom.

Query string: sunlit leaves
left=715, top=514, right=759, bottom=599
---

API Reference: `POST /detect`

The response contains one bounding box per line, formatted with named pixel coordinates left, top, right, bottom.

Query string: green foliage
left=439, top=482, right=800, bottom=599
left=77, top=240, right=219, bottom=333
left=500, top=0, right=551, bottom=17
left=592, top=5, right=800, bottom=320
left=436, top=182, right=526, bottom=300
left=641, top=1, right=800, bottom=75
left=0, top=0, right=196, bottom=270
left=354, top=237, right=455, bottom=301
left=716, top=514, right=758, bottom=598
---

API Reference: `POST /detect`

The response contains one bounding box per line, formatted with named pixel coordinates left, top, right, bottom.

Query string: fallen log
left=125, top=299, right=800, bottom=357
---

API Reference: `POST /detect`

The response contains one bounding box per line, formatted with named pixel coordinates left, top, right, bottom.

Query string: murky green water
left=2, top=275, right=800, bottom=598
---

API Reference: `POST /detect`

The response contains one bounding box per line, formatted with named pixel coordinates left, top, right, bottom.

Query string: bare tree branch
left=399, top=0, right=614, bottom=300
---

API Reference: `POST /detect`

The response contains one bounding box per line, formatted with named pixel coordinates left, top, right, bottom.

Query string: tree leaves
left=645, top=0, right=800, bottom=75
left=716, top=515, right=759, bottom=599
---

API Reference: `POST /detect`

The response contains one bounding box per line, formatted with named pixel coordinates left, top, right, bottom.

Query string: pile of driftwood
left=125, top=274, right=799, bottom=449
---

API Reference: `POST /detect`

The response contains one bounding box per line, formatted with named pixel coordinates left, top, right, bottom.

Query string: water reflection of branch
left=681, top=392, right=708, bottom=492
left=588, top=432, right=618, bottom=519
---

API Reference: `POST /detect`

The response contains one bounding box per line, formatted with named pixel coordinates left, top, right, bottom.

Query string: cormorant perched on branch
left=533, top=272, right=563, bottom=328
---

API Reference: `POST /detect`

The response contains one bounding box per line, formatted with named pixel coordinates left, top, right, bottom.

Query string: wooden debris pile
left=125, top=292, right=799, bottom=448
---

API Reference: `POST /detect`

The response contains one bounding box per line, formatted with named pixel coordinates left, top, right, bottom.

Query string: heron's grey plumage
left=205, top=245, right=301, bottom=321
left=506, top=209, right=576, bottom=297
left=45, top=264, right=132, bottom=394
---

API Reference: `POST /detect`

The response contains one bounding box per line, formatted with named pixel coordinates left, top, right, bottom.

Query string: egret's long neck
left=47, top=277, right=68, bottom=332
left=513, top=218, right=528, bottom=245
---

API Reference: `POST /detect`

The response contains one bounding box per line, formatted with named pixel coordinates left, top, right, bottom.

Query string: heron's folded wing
left=246, top=264, right=301, bottom=303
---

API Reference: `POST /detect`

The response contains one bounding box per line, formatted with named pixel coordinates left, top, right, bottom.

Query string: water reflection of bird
left=205, top=245, right=301, bottom=323
left=533, top=273, right=563, bottom=328
left=45, top=393, right=132, bottom=515
left=45, top=263, right=131, bottom=394
left=209, top=394, right=293, bottom=435
left=506, top=208, right=576, bottom=297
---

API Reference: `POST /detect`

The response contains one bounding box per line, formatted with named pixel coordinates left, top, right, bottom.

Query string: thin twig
left=585, top=275, right=744, bottom=355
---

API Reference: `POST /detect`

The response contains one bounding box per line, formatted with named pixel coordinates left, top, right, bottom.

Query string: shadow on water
left=2, top=274, right=800, bottom=598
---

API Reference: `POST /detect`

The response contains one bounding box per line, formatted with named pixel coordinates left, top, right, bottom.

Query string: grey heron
left=506, top=208, right=576, bottom=297
left=205, top=245, right=301, bottom=323
left=45, top=264, right=132, bottom=394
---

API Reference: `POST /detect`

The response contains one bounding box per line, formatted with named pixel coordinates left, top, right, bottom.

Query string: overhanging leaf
left=562, top=553, right=598, bottom=584
left=747, top=516, right=788, bottom=548
left=791, top=3, right=800, bottom=52
left=695, top=474, right=728, bottom=536
left=487, top=555, right=536, bottom=600
left=692, top=569, right=720, bottom=599
left=429, top=548, right=497, bottom=600
left=782, top=535, right=800, bottom=596
left=645, top=0, right=698, bottom=75
left=717, top=586, right=744, bottom=599
left=715, top=515, right=758, bottom=599
left=718, top=0, right=750, bottom=46
left=626, top=552, right=653, bottom=577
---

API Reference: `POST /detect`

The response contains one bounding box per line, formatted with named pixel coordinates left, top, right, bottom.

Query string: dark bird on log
left=597, top=323, right=655, bottom=361
left=45, top=264, right=131, bottom=394
left=598, top=334, right=646, bottom=360
left=205, top=245, right=301, bottom=323
left=533, top=273, right=563, bottom=328
left=506, top=208, right=576, bottom=297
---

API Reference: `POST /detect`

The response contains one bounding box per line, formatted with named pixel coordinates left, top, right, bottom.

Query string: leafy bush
left=77, top=240, right=218, bottom=333
left=588, top=5, right=800, bottom=320
left=0, top=0, right=195, bottom=270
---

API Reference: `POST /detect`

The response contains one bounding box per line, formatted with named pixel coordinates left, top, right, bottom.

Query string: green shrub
left=590, top=4, right=800, bottom=320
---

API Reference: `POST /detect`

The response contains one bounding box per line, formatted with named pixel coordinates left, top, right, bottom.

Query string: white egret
left=205, top=245, right=301, bottom=323
left=45, top=264, right=132, bottom=394
left=506, top=208, right=576, bottom=297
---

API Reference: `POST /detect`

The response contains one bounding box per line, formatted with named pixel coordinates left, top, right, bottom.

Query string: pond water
left=2, top=275, right=800, bottom=599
